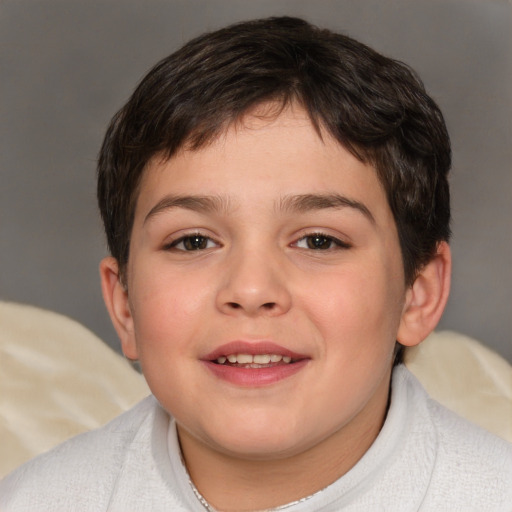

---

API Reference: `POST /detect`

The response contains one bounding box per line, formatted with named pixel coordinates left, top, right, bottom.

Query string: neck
left=177, top=374, right=391, bottom=512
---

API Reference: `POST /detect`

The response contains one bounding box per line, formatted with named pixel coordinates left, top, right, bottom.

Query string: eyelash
left=164, top=233, right=220, bottom=252
left=293, top=233, right=351, bottom=251
left=164, top=232, right=350, bottom=252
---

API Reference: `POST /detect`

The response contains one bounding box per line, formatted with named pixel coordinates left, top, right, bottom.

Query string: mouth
left=202, top=342, right=309, bottom=386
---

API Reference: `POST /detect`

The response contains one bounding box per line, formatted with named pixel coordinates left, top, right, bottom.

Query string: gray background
left=1, top=0, right=511, bottom=362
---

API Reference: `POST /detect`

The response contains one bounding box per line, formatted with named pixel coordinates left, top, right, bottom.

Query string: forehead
left=134, top=104, right=389, bottom=222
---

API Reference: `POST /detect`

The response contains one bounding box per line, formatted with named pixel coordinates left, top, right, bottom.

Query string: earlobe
left=99, top=257, right=139, bottom=360
left=397, top=242, right=451, bottom=347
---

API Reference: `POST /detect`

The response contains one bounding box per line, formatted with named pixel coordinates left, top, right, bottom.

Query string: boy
left=1, top=16, right=511, bottom=511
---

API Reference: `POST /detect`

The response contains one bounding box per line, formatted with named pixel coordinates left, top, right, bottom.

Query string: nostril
left=225, top=301, right=276, bottom=310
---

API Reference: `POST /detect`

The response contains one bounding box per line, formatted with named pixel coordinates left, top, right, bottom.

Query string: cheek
left=302, top=261, right=403, bottom=355
left=128, top=269, right=212, bottom=411
left=129, top=265, right=213, bottom=355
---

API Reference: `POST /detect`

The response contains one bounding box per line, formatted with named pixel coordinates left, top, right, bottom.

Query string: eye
left=294, top=233, right=350, bottom=250
left=167, top=234, right=218, bottom=251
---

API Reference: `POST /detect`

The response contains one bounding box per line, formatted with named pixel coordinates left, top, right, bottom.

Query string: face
left=110, top=105, right=409, bottom=463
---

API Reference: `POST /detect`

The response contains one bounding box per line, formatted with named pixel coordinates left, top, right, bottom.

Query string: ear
left=99, top=257, right=139, bottom=360
left=397, top=241, right=451, bottom=347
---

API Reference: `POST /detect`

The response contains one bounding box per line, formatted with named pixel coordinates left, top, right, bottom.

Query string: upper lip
left=202, top=341, right=308, bottom=362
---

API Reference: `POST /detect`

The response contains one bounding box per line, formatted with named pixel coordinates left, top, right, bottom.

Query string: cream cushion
left=0, top=302, right=149, bottom=478
left=1, top=301, right=510, bottom=478
left=404, top=330, right=512, bottom=443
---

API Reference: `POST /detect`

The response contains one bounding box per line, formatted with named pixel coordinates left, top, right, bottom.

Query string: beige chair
left=1, top=301, right=510, bottom=478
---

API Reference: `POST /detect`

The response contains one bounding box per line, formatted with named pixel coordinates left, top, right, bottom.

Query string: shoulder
left=427, top=398, right=512, bottom=506
left=0, top=396, right=158, bottom=511
left=399, top=367, right=512, bottom=510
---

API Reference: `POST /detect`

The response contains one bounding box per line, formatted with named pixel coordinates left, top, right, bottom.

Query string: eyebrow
left=278, top=193, right=375, bottom=223
left=144, top=192, right=375, bottom=225
left=144, top=195, right=231, bottom=224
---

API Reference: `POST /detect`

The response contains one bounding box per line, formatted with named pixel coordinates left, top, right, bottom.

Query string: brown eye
left=294, top=233, right=351, bottom=251
left=183, top=236, right=208, bottom=250
left=306, top=235, right=334, bottom=250
left=170, top=235, right=216, bottom=251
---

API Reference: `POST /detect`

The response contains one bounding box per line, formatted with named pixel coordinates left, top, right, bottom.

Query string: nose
left=216, top=248, right=292, bottom=317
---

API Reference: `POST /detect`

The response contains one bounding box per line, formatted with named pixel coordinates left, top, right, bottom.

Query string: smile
left=203, top=342, right=309, bottom=386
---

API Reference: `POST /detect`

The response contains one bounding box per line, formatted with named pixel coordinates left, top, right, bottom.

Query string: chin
left=198, top=414, right=328, bottom=461
left=213, top=436, right=311, bottom=461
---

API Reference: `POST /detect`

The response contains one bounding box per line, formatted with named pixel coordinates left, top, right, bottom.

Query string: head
left=97, top=17, right=451, bottom=502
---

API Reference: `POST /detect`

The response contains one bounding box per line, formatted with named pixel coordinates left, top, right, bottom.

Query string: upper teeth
left=216, top=354, right=292, bottom=364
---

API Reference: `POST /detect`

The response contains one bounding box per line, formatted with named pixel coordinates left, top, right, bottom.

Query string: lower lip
left=202, top=359, right=309, bottom=387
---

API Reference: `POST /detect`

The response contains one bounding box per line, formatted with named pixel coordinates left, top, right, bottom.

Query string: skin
left=101, top=104, right=451, bottom=511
